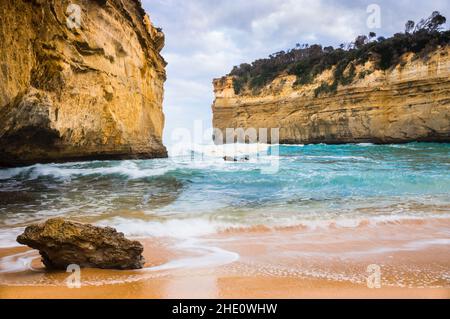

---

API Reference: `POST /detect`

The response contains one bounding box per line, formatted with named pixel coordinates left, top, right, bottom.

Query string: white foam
left=0, top=227, right=24, bottom=248
left=277, top=144, right=305, bottom=147
left=0, top=250, right=39, bottom=273
left=25, top=161, right=171, bottom=180
left=171, top=143, right=271, bottom=158
left=387, top=144, right=421, bottom=150
left=404, top=238, right=450, bottom=250
left=99, top=218, right=227, bottom=238
left=356, top=143, right=375, bottom=146
left=98, top=212, right=450, bottom=239
left=98, top=217, right=241, bottom=273
left=330, top=238, right=450, bottom=258
left=334, top=219, right=362, bottom=228
left=0, top=167, right=29, bottom=180
left=145, top=238, right=239, bottom=271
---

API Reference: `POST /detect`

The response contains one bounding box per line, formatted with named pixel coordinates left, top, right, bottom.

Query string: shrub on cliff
left=229, top=11, right=449, bottom=95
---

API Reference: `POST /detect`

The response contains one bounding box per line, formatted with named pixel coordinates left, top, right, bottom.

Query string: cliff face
left=0, top=0, right=167, bottom=167
left=212, top=47, right=450, bottom=144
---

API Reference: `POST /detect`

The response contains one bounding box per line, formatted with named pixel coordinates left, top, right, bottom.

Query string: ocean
left=0, top=143, right=449, bottom=288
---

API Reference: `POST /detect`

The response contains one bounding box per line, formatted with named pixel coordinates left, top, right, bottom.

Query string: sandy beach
left=1, top=218, right=449, bottom=299
left=1, top=0, right=450, bottom=304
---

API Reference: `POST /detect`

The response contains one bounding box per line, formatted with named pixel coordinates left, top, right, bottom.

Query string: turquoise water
left=0, top=143, right=449, bottom=244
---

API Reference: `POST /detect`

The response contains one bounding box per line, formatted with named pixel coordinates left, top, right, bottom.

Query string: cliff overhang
left=0, top=0, right=168, bottom=167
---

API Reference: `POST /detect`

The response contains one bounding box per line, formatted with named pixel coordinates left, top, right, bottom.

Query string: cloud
left=142, top=0, right=450, bottom=146
left=250, top=0, right=362, bottom=43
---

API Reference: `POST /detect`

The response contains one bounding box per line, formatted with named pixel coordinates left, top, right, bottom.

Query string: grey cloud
left=142, top=0, right=450, bottom=146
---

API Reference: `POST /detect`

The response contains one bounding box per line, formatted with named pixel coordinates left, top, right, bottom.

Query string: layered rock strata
left=212, top=47, right=450, bottom=144
left=0, top=0, right=167, bottom=167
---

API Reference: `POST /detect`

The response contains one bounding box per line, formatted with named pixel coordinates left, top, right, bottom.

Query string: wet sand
left=1, top=219, right=450, bottom=299
left=2, top=276, right=449, bottom=299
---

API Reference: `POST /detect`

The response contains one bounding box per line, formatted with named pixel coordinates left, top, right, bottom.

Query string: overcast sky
left=141, top=0, right=450, bottom=147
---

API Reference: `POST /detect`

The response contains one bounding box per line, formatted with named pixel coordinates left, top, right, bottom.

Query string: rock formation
left=212, top=47, right=450, bottom=144
left=17, top=218, right=145, bottom=270
left=0, top=0, right=167, bottom=167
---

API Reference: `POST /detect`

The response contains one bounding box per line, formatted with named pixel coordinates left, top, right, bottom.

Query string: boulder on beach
left=17, top=218, right=145, bottom=270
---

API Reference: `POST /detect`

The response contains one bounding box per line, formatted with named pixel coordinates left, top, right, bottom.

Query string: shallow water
left=1, top=143, right=449, bottom=233
left=0, top=142, right=449, bottom=286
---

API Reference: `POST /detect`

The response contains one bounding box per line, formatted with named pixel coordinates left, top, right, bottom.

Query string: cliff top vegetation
left=227, top=11, right=449, bottom=96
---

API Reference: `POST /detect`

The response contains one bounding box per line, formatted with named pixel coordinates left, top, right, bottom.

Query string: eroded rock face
left=212, top=47, right=450, bottom=144
left=0, top=0, right=167, bottom=167
left=17, top=218, right=145, bottom=270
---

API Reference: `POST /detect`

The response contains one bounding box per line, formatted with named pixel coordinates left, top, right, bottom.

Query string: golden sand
left=1, top=220, right=449, bottom=299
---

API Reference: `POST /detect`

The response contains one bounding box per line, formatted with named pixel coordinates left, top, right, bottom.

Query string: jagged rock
left=17, top=218, right=145, bottom=270
left=223, top=156, right=250, bottom=162
left=0, top=0, right=167, bottom=167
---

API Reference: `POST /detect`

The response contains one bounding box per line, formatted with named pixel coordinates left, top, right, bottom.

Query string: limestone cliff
left=0, top=0, right=167, bottom=167
left=212, top=47, right=450, bottom=144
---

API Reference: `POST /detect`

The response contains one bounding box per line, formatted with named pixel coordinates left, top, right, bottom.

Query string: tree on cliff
left=354, top=35, right=368, bottom=49
left=405, top=20, right=415, bottom=34
left=414, top=11, right=446, bottom=33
